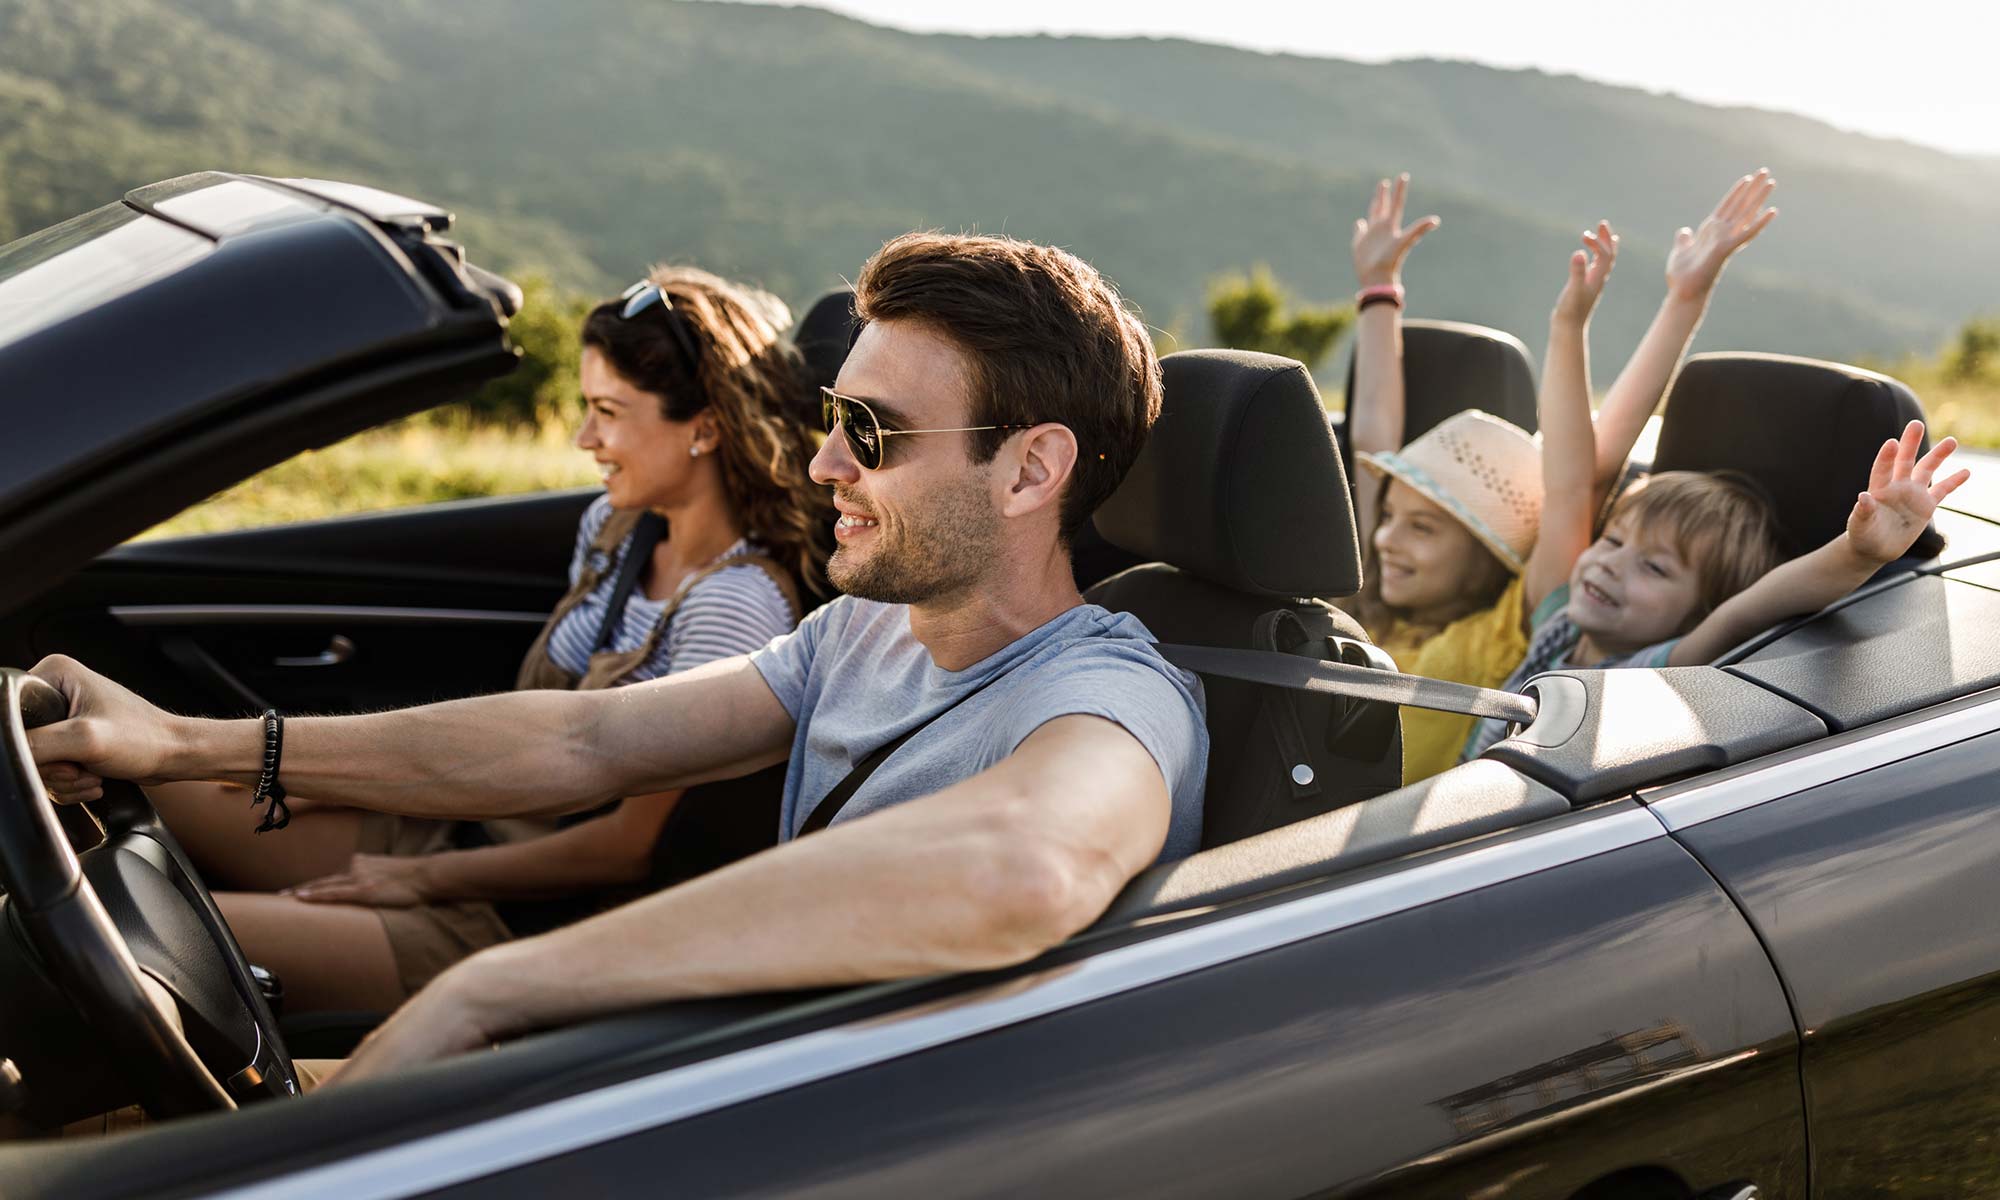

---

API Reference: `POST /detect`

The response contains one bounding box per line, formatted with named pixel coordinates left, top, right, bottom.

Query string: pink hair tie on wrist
left=1355, top=283, right=1405, bottom=311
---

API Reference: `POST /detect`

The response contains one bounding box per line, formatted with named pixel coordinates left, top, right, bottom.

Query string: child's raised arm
left=1521, top=222, right=1619, bottom=621
left=1348, top=173, right=1440, bottom=543
left=1591, top=170, right=1780, bottom=507
left=1669, top=421, right=1967, bottom=666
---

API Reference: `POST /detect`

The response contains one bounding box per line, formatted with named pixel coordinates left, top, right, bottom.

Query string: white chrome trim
left=110, top=604, right=547, bottom=628
left=1650, top=687, right=2000, bottom=831
left=206, top=806, right=1664, bottom=1200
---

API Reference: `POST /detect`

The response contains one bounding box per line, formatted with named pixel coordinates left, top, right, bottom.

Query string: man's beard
left=829, top=475, right=999, bottom=605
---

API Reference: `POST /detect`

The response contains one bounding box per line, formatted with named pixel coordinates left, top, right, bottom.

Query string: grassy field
left=137, top=416, right=601, bottom=540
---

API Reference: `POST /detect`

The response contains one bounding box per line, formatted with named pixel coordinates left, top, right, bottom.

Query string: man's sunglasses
left=820, top=386, right=1037, bottom=471
left=620, top=281, right=702, bottom=372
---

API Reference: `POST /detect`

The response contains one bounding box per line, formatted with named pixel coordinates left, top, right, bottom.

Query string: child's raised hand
left=1665, top=169, right=1779, bottom=302
left=1552, top=220, right=1618, bottom=324
left=1351, top=173, right=1440, bottom=288
left=1847, top=420, right=1970, bottom=565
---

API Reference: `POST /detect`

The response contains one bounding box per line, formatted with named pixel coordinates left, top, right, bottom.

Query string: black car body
left=3, top=174, right=2000, bottom=1199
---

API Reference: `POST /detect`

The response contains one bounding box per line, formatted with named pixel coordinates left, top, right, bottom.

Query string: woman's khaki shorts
left=356, top=812, right=518, bottom=996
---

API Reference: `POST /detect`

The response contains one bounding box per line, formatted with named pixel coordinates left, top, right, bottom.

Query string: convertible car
left=3, top=173, right=2000, bottom=1200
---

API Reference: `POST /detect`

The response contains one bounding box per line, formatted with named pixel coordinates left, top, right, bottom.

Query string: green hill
left=3, top=0, right=1992, bottom=379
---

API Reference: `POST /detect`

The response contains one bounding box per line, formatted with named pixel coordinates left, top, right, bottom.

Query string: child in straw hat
left=1461, top=182, right=1968, bottom=761
left=1347, top=172, right=1786, bottom=783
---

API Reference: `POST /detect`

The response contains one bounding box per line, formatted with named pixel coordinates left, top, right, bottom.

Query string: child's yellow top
left=1375, top=576, right=1528, bottom=786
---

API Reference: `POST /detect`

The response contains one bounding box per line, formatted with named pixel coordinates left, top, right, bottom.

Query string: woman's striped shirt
left=543, top=496, right=797, bottom=683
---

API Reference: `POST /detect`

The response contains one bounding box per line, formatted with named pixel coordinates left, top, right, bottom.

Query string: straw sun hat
left=1357, top=410, right=1543, bottom=573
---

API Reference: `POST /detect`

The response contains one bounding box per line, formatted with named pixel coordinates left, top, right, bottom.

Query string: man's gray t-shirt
left=749, top=596, right=1208, bottom=863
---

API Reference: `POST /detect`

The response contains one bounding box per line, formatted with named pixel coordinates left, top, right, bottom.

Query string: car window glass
left=0, top=204, right=212, bottom=345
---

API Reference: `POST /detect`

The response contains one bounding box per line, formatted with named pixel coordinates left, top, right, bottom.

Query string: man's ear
left=999, top=423, right=1078, bottom=520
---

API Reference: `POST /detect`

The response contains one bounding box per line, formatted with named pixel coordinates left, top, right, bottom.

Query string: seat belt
left=1152, top=643, right=1538, bottom=726
left=1248, top=610, right=1323, bottom=801
left=592, top=512, right=667, bottom=653
left=796, top=668, right=1007, bottom=838
left=799, top=642, right=1535, bottom=839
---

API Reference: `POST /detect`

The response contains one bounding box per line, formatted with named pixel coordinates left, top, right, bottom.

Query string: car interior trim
left=109, top=605, right=549, bottom=628
left=202, top=804, right=1665, bottom=1200
left=1647, top=685, right=2000, bottom=831
left=1714, top=565, right=1931, bottom=667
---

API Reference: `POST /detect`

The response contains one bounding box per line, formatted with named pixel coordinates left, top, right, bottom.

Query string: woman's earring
left=689, top=446, right=702, bottom=458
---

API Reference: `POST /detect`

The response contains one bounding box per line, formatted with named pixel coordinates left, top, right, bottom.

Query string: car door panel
left=0, top=489, right=596, bottom=716
left=1660, top=719, right=2000, bottom=1197
left=430, top=803, right=1804, bottom=1200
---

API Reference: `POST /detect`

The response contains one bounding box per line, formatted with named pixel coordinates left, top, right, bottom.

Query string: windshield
left=0, top=203, right=212, bottom=345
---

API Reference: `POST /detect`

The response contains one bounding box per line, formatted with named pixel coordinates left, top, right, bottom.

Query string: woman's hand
left=1351, top=173, right=1440, bottom=289
left=1665, top=169, right=1779, bottom=302
left=1553, top=220, right=1619, bottom=325
left=286, top=852, right=438, bottom=908
left=1846, top=420, right=1968, bottom=566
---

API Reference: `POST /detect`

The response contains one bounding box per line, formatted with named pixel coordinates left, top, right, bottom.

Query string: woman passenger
left=150, top=265, right=832, bottom=1013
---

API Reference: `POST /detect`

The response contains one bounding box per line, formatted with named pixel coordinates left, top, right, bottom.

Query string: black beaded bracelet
left=250, top=708, right=291, bottom=833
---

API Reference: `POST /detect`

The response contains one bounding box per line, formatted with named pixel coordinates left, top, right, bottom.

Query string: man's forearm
left=332, top=809, right=1066, bottom=1086
left=326, top=716, right=1173, bottom=1086
left=445, top=789, right=1097, bottom=1039
left=163, top=689, right=614, bottom=820
left=443, top=716, right=1164, bottom=1037
left=159, top=658, right=793, bottom=822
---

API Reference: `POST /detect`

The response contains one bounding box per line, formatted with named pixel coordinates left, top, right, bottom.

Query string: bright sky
left=734, top=0, right=2000, bottom=159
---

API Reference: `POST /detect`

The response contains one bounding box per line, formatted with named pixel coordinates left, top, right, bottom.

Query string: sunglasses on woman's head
left=620, top=281, right=703, bottom=373
left=819, top=386, right=1039, bottom=471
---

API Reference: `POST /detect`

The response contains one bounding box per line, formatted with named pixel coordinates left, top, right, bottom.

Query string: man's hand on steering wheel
left=3, top=667, right=300, bottom=1114
left=26, top=654, right=196, bottom=802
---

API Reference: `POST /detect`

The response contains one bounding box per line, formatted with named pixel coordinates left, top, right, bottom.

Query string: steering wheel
left=0, top=668, right=297, bottom=1119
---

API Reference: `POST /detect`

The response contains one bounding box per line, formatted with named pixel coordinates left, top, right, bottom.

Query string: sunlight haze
left=733, top=0, right=2000, bottom=158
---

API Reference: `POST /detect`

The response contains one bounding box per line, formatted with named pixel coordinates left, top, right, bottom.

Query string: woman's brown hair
left=582, top=265, right=833, bottom=601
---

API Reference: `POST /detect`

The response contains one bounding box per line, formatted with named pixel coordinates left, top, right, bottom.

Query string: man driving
left=26, top=231, right=1208, bottom=1086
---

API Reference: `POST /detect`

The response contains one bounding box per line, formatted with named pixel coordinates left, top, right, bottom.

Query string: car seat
left=1334, top=318, right=1539, bottom=481
left=1648, top=352, right=1943, bottom=561
left=1070, top=513, right=1146, bottom=593
left=1088, top=349, right=1403, bottom=849
left=793, top=288, right=860, bottom=393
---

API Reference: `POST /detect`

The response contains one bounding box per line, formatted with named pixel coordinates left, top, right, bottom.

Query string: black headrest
left=1094, top=349, right=1362, bottom=598
left=1336, top=318, right=1538, bottom=476
left=1650, top=352, right=1940, bottom=560
left=793, top=288, right=860, bottom=391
